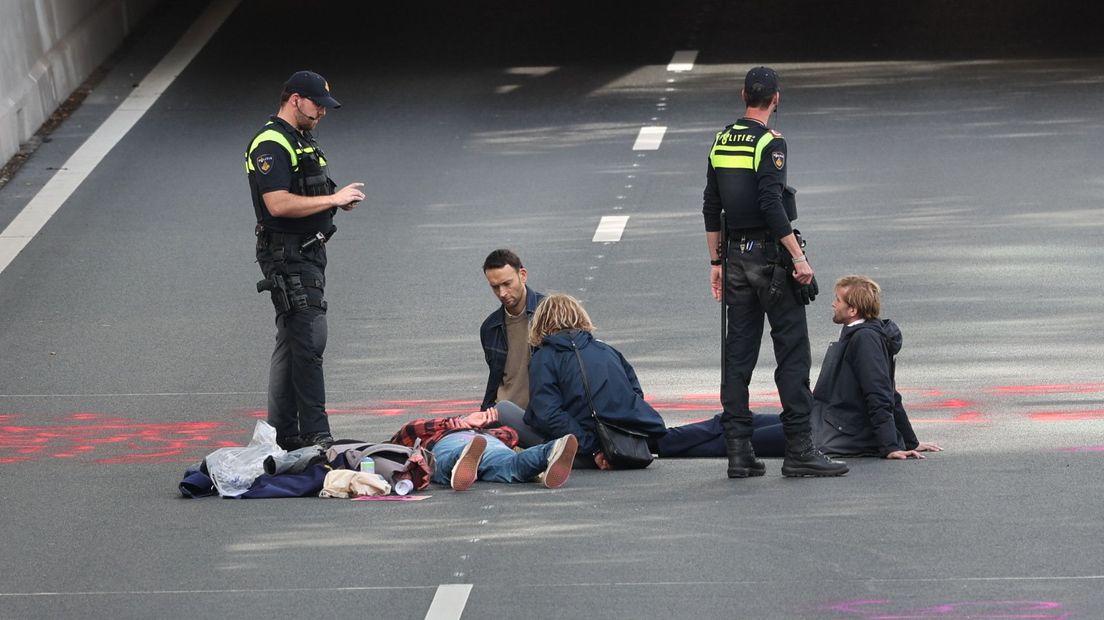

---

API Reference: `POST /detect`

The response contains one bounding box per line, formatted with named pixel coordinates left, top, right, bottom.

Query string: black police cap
left=744, top=66, right=779, bottom=97
left=284, top=70, right=341, bottom=108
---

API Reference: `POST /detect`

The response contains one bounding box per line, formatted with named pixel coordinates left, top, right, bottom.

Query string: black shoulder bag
left=572, top=343, right=653, bottom=470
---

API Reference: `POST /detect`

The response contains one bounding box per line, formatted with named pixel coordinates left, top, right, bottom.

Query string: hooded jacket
left=523, top=330, right=667, bottom=457
left=812, top=319, right=919, bottom=457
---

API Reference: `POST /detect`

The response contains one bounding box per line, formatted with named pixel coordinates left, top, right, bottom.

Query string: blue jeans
left=431, top=431, right=551, bottom=485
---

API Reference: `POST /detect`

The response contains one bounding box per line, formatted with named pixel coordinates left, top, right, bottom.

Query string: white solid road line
left=424, top=584, right=473, bottom=620
left=593, top=215, right=630, bottom=243
left=667, top=50, right=698, bottom=72
left=632, top=126, right=666, bottom=151
left=0, top=0, right=241, bottom=277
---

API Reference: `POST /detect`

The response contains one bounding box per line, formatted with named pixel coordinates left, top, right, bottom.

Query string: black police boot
left=300, top=432, right=334, bottom=450
left=277, top=435, right=305, bottom=451
left=781, top=437, right=849, bottom=477
left=725, top=437, right=766, bottom=478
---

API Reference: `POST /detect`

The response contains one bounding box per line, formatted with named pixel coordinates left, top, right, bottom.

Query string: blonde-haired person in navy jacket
left=812, top=276, right=943, bottom=459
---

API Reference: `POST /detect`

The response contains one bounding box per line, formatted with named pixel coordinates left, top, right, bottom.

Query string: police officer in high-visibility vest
left=702, top=66, right=848, bottom=478
left=246, top=70, right=365, bottom=450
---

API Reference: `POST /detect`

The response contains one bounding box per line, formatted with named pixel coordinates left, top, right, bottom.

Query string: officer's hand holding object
left=335, top=182, right=366, bottom=210
left=797, top=275, right=819, bottom=305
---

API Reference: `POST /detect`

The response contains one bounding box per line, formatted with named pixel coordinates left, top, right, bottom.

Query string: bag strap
left=571, top=342, right=602, bottom=423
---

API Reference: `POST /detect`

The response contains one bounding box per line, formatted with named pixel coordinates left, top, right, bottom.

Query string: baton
left=719, top=212, right=727, bottom=392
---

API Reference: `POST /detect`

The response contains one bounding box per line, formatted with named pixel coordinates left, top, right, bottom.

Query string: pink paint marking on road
left=1030, top=410, right=1104, bottom=421
left=1058, top=445, right=1104, bottom=452
left=822, top=599, right=889, bottom=613
left=986, top=383, right=1104, bottom=395
left=910, top=411, right=986, bottom=425
left=907, top=399, right=976, bottom=410
left=0, top=413, right=248, bottom=465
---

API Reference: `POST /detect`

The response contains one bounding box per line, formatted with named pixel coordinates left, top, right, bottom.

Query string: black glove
left=797, top=275, right=819, bottom=305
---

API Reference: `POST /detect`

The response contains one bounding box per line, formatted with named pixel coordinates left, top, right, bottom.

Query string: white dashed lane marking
left=632, top=126, right=666, bottom=150
left=593, top=215, right=630, bottom=243
left=667, top=50, right=698, bottom=72
left=424, top=584, right=473, bottom=620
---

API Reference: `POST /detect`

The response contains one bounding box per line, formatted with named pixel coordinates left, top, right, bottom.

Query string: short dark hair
left=743, top=66, right=779, bottom=110
left=483, top=248, right=523, bottom=272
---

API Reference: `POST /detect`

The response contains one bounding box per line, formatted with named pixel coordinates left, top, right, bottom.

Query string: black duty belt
left=256, top=227, right=327, bottom=248
left=729, top=228, right=772, bottom=241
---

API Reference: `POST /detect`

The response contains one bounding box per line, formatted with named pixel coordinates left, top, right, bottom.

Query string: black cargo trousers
left=719, top=233, right=813, bottom=445
left=256, top=231, right=329, bottom=445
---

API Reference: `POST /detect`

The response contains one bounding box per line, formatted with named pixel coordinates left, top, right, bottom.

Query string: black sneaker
left=781, top=443, right=849, bottom=477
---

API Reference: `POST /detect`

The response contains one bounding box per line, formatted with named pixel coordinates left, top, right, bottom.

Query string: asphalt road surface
left=1, top=1, right=1102, bottom=618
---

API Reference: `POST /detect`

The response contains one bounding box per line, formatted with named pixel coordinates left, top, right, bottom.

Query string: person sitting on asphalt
left=480, top=248, right=545, bottom=413
left=812, top=275, right=943, bottom=459
left=389, top=406, right=577, bottom=490
left=476, top=251, right=778, bottom=459
left=522, top=294, right=667, bottom=470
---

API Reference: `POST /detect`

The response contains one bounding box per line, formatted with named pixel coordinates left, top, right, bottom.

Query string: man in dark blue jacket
left=812, top=276, right=943, bottom=459
left=480, top=249, right=545, bottom=411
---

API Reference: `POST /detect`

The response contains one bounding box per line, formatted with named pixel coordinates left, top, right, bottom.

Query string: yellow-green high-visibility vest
left=709, top=125, right=775, bottom=172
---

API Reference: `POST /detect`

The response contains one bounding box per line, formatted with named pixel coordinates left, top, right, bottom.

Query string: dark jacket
left=480, top=286, right=544, bottom=410
left=523, top=330, right=667, bottom=457
left=812, top=319, right=919, bottom=457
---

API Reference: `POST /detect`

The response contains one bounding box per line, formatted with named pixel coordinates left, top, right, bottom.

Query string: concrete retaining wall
left=0, top=0, right=161, bottom=166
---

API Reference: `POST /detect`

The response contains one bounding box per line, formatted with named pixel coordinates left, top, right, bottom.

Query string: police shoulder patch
left=771, top=151, right=785, bottom=170
left=256, top=154, right=274, bottom=175
left=769, top=129, right=783, bottom=138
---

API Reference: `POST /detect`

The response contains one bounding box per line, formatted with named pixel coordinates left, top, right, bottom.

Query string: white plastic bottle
left=393, top=478, right=414, bottom=496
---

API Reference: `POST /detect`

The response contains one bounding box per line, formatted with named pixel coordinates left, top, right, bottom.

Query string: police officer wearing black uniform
left=703, top=66, right=848, bottom=478
left=246, top=70, right=365, bottom=450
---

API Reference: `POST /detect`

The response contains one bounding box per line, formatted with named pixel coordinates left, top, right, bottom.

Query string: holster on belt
left=257, top=273, right=292, bottom=314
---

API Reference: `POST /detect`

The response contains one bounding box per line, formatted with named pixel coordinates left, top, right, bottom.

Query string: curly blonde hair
left=528, top=294, right=595, bottom=347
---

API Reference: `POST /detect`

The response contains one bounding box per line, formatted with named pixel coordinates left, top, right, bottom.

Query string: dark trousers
left=659, top=413, right=785, bottom=458
left=495, top=400, right=547, bottom=448
left=268, top=307, right=328, bottom=438
left=720, top=241, right=813, bottom=444
left=257, top=234, right=329, bottom=441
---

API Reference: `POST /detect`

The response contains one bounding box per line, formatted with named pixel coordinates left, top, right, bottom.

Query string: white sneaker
left=450, top=435, right=486, bottom=491
left=542, top=435, right=578, bottom=489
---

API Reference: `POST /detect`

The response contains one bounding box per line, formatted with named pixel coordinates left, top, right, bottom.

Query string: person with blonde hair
left=523, top=294, right=667, bottom=469
left=812, top=276, right=943, bottom=459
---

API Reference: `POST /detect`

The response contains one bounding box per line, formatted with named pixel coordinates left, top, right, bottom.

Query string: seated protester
left=657, top=412, right=785, bottom=459
left=523, top=294, right=667, bottom=470
left=812, top=275, right=943, bottom=460
left=480, top=249, right=545, bottom=413
left=389, top=406, right=578, bottom=490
